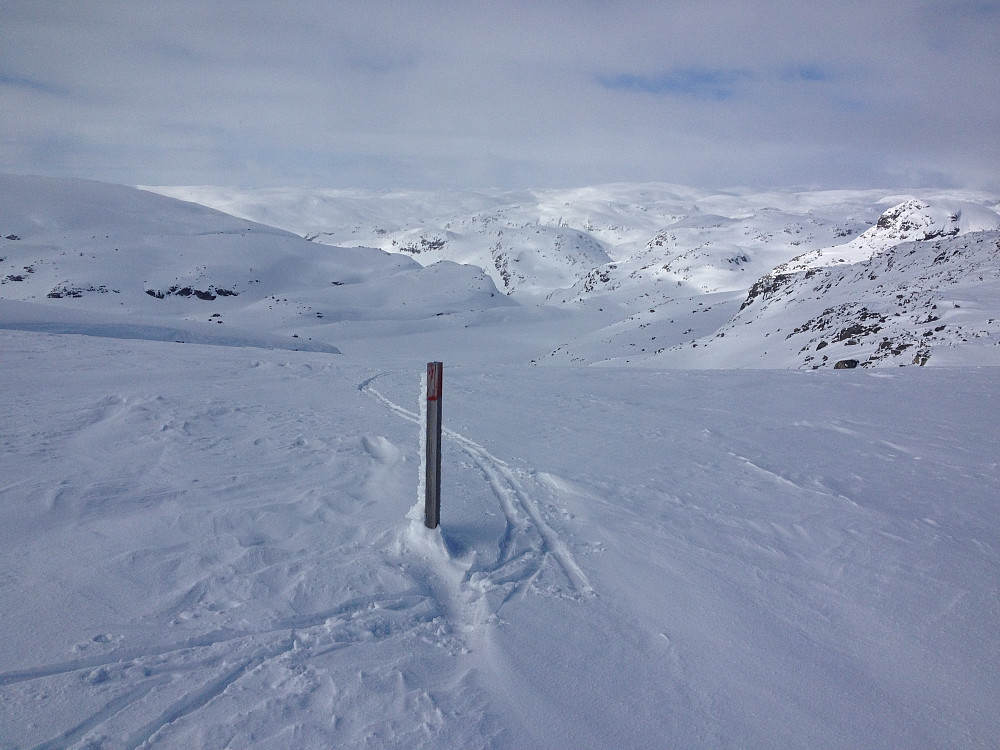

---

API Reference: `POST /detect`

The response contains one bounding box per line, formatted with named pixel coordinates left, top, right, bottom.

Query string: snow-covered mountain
left=8, top=177, right=1000, bottom=369
left=145, top=182, right=1000, bottom=369
left=770, top=197, right=1000, bottom=274
left=1, top=175, right=509, bottom=353
left=641, top=199, right=1000, bottom=369
left=144, top=184, right=888, bottom=303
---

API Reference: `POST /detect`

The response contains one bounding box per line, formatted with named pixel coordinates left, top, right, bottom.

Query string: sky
left=2, top=0, right=999, bottom=191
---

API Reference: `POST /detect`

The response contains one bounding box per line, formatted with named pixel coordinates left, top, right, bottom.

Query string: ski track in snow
left=360, top=373, right=594, bottom=606
left=30, top=638, right=297, bottom=750
left=0, top=592, right=424, bottom=689
left=1, top=589, right=435, bottom=748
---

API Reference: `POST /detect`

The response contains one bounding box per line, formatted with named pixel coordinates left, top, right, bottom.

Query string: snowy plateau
left=1, top=174, right=999, bottom=748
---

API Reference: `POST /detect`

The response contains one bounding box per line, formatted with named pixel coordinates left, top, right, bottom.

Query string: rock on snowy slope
left=769, top=197, right=1000, bottom=274
left=0, top=175, right=511, bottom=350
left=551, top=206, right=874, bottom=307
left=642, top=201, right=1000, bottom=369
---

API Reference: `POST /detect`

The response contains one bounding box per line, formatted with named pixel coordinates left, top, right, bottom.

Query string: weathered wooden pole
left=424, top=362, right=443, bottom=529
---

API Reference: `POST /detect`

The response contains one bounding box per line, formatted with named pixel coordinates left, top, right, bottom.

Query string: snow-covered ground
left=2, top=176, right=999, bottom=747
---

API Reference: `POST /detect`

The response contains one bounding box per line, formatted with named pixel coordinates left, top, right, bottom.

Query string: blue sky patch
left=0, top=73, right=62, bottom=96
left=599, top=67, right=753, bottom=100
left=780, top=64, right=832, bottom=82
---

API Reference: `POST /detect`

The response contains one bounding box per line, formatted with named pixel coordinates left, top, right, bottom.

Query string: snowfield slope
left=644, top=199, right=1000, bottom=369
left=1, top=175, right=509, bottom=353
left=2, top=176, right=999, bottom=748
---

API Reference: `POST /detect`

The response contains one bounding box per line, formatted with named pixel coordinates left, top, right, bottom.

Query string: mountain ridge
left=5, top=176, right=999, bottom=368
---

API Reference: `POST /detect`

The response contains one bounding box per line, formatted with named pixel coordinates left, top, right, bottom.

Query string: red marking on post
left=426, top=362, right=443, bottom=401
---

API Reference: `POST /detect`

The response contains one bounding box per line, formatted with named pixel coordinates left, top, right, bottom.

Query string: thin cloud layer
left=1, top=0, right=997, bottom=190
left=599, top=68, right=755, bottom=100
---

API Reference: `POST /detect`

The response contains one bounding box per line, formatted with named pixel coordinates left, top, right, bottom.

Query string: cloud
left=0, top=1, right=997, bottom=191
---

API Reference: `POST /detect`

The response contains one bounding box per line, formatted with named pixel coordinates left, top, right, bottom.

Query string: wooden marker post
left=424, top=362, right=443, bottom=529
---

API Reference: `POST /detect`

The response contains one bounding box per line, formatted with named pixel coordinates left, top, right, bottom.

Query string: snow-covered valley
left=148, top=182, right=1000, bottom=370
left=2, top=176, right=999, bottom=748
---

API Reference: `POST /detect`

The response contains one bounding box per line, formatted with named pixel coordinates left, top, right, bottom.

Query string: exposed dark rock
left=144, top=285, right=239, bottom=301
left=48, top=287, right=83, bottom=299
left=48, top=284, right=111, bottom=298
left=398, top=236, right=447, bottom=254
left=741, top=273, right=793, bottom=310
left=834, top=359, right=859, bottom=369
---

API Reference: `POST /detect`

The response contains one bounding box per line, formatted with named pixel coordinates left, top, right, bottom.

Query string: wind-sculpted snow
left=2, top=334, right=998, bottom=747
left=362, top=373, right=594, bottom=601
